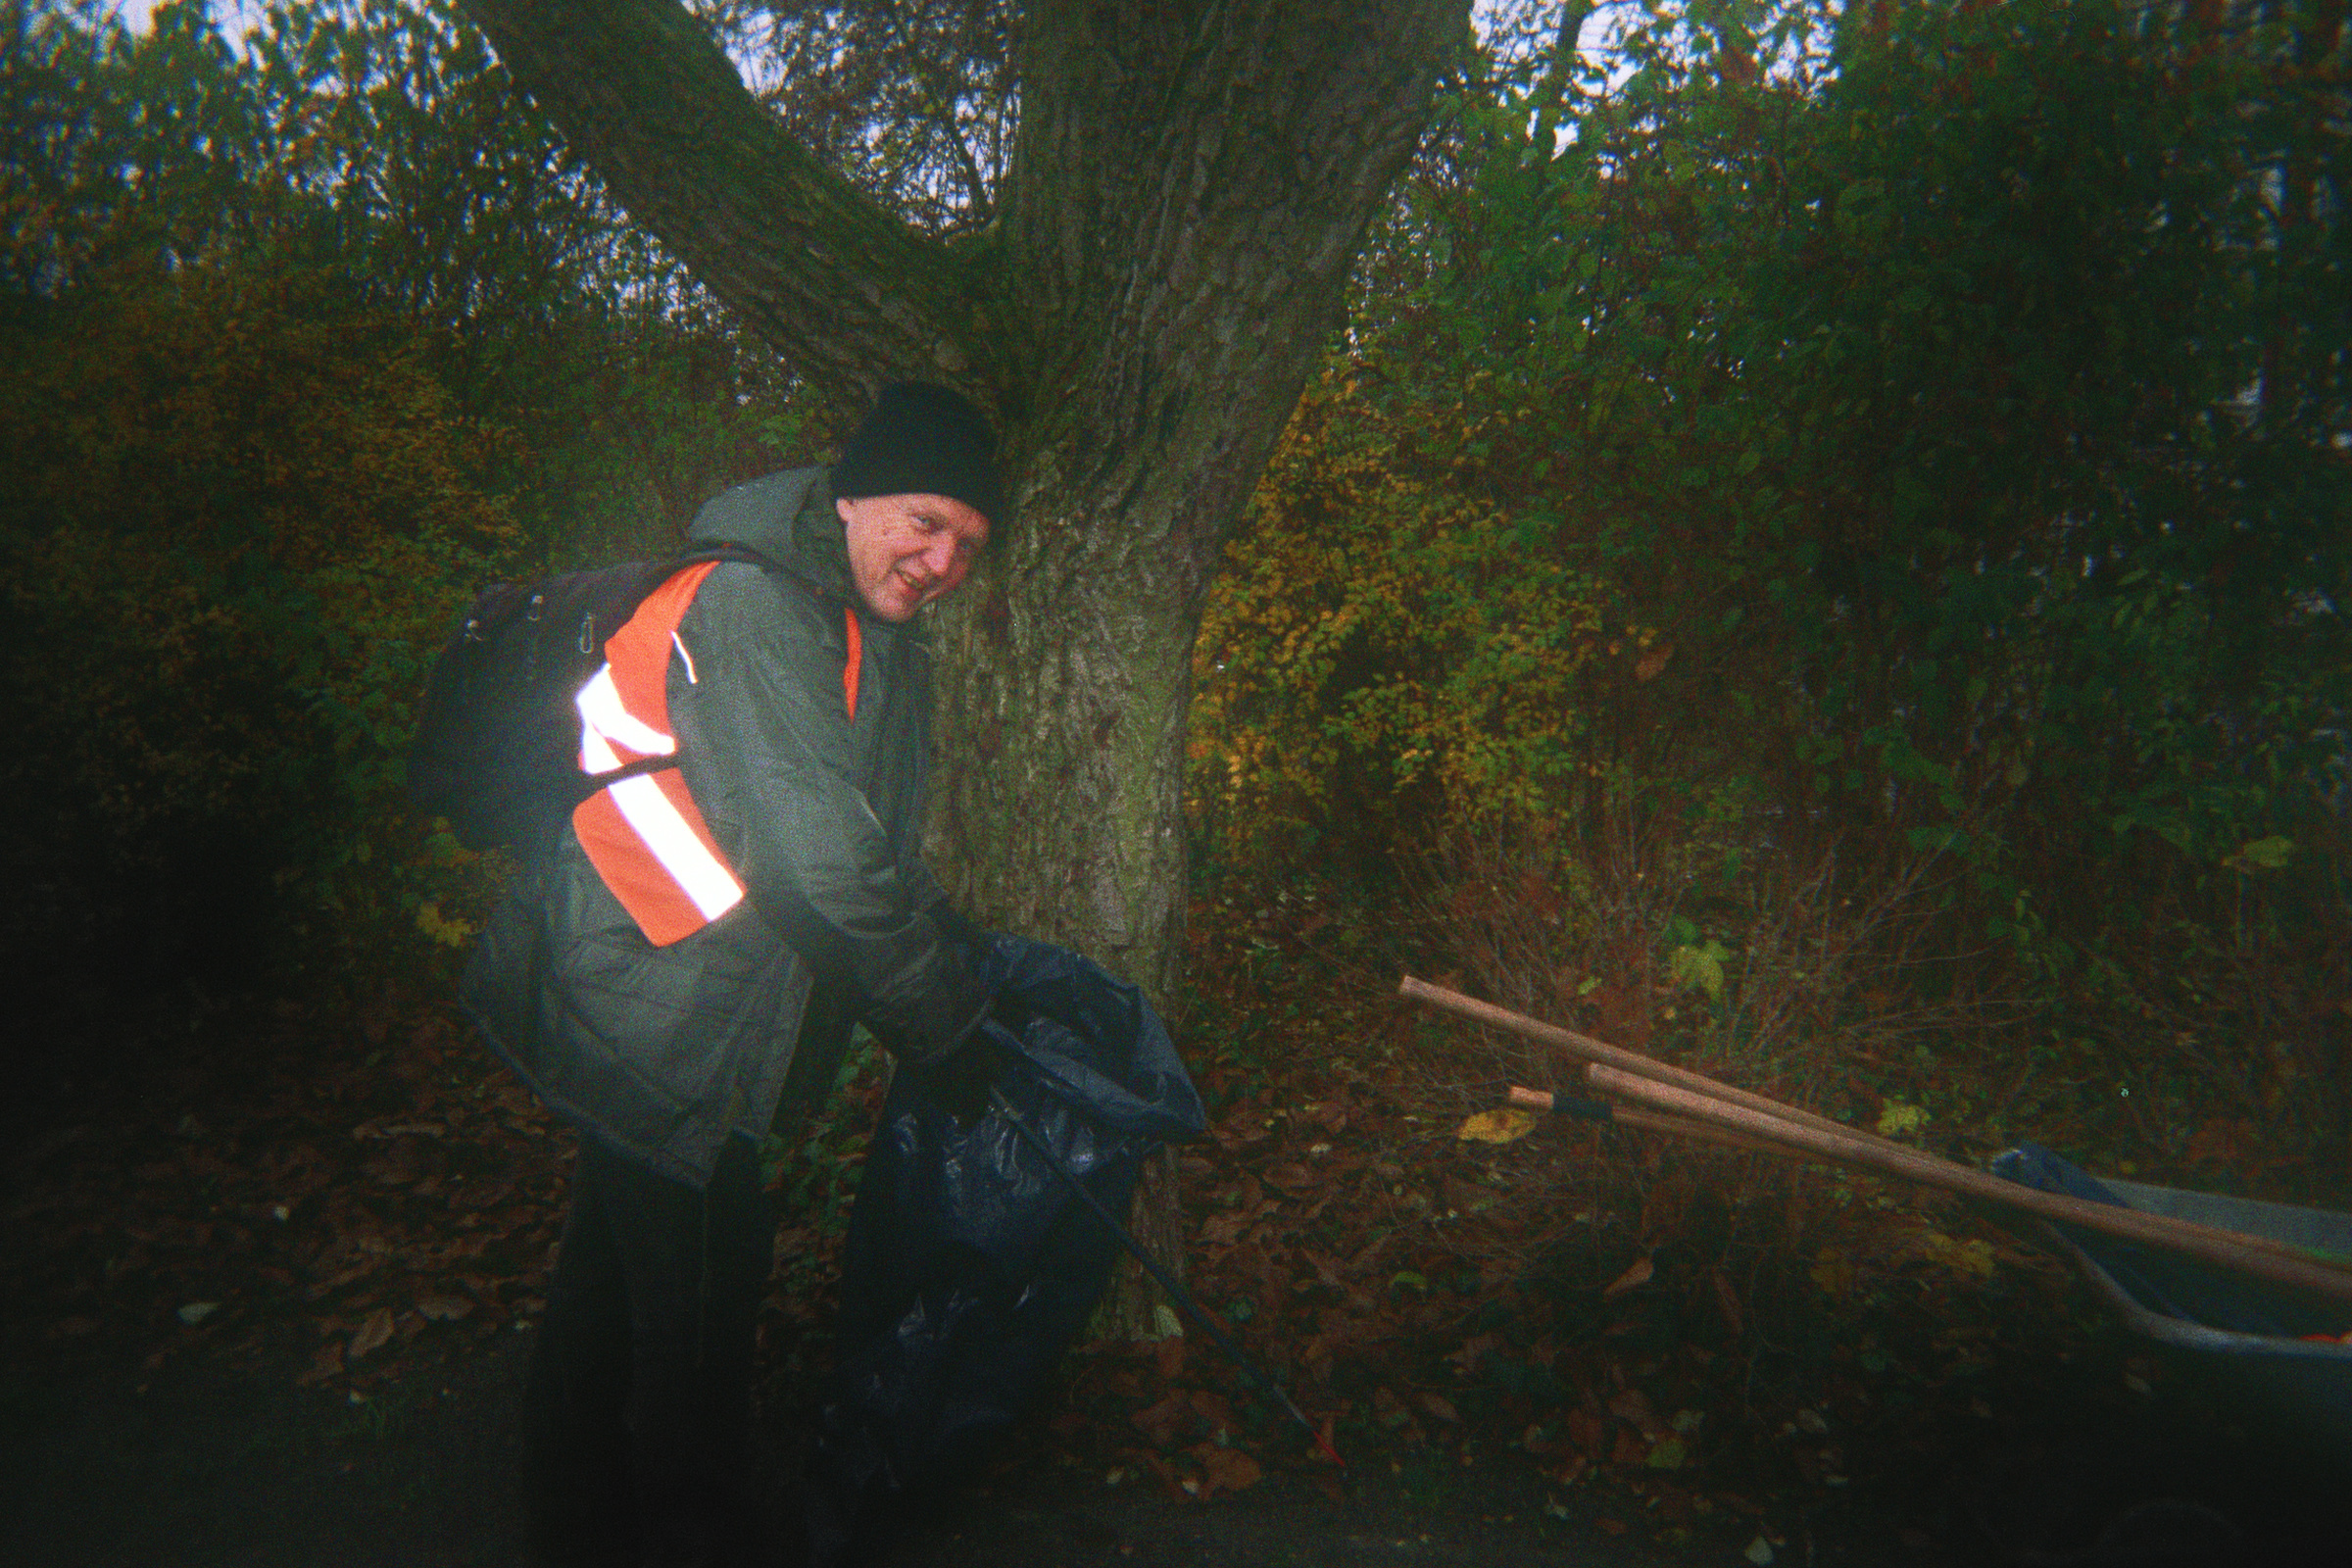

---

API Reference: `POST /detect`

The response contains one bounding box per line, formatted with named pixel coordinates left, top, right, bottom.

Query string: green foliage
left=1190, top=374, right=1616, bottom=874
left=2, top=0, right=272, bottom=297
left=0, top=0, right=807, bottom=991
left=0, top=259, right=515, bottom=979
left=731, top=0, right=1015, bottom=235
left=1193, top=0, right=2347, bottom=1165
left=1730, top=0, right=2348, bottom=885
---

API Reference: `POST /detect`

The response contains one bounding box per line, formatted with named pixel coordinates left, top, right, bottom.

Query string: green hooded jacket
left=462, top=466, right=989, bottom=1187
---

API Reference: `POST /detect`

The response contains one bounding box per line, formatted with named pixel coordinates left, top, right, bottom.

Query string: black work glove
left=913, top=1028, right=1003, bottom=1129
left=927, top=901, right=987, bottom=958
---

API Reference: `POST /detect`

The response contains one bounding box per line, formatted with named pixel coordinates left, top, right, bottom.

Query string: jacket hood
left=685, top=466, right=857, bottom=603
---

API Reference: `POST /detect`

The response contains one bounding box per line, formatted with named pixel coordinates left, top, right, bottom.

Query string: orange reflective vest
left=572, top=563, right=863, bottom=948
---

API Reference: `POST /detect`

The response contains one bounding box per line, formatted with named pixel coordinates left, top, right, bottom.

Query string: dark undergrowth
left=5, top=886, right=2349, bottom=1564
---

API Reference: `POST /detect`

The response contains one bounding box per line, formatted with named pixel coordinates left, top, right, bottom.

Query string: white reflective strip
left=570, top=661, right=743, bottom=924
left=605, top=774, right=744, bottom=919
left=579, top=721, right=622, bottom=775
left=670, top=631, right=698, bottom=685
left=574, top=665, right=675, bottom=759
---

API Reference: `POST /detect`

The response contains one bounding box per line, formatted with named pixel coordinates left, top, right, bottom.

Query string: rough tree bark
left=457, top=0, right=1468, bottom=1331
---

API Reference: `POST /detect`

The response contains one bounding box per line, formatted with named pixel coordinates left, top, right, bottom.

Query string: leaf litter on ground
left=5, top=995, right=571, bottom=1401
left=10, top=904, right=2288, bottom=1556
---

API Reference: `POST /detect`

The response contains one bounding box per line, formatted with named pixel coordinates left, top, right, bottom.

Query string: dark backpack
left=406, top=544, right=772, bottom=854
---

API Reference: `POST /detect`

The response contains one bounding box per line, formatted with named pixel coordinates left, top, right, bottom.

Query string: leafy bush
left=0, top=262, right=514, bottom=985
left=1191, top=373, right=1616, bottom=879
left=1191, top=0, right=2348, bottom=1184
left=0, top=0, right=807, bottom=997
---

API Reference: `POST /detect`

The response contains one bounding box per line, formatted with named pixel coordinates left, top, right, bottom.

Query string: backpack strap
left=564, top=542, right=779, bottom=798
left=681, top=539, right=861, bottom=725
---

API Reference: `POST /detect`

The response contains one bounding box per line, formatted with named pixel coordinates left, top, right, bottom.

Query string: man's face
left=836, top=492, right=990, bottom=622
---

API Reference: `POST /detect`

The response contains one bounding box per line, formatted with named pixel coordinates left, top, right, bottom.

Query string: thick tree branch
left=451, top=0, right=1470, bottom=1348
left=1003, top=0, right=1469, bottom=597
left=457, top=0, right=995, bottom=399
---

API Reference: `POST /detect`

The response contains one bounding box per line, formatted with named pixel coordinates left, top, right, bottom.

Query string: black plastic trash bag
left=806, top=935, right=1205, bottom=1558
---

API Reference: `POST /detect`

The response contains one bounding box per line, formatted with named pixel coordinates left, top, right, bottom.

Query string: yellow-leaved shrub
left=1191, top=371, right=1614, bottom=877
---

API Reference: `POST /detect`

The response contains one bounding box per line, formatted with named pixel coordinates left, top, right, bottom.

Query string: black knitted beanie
left=829, top=382, right=1005, bottom=525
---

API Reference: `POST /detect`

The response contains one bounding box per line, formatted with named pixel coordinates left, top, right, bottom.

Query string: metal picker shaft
left=986, top=1086, right=1345, bottom=1468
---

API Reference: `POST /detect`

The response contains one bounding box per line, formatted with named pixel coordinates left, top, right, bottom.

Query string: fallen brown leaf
left=348, top=1305, right=395, bottom=1360
left=1446, top=1333, right=1499, bottom=1375
left=1609, top=1387, right=1663, bottom=1438
left=1187, top=1389, right=1236, bottom=1434
left=1454, top=1108, right=1542, bottom=1145
left=1131, top=1392, right=1193, bottom=1449
left=1198, top=1212, right=1250, bottom=1246
left=1193, top=1443, right=1264, bottom=1496
left=297, top=1341, right=343, bottom=1387
left=1712, top=1267, right=1744, bottom=1336
left=1602, top=1255, right=1654, bottom=1300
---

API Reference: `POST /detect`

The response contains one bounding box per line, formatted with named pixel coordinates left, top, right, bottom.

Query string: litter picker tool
left=986, top=1085, right=1347, bottom=1468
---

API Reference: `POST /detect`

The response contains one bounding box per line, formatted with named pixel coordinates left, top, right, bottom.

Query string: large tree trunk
left=458, top=0, right=1468, bottom=1332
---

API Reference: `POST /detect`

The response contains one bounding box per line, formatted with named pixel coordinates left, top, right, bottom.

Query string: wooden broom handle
left=1587, top=1062, right=2352, bottom=1306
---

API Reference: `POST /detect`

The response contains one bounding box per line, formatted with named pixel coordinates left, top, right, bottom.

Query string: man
left=463, top=382, right=1007, bottom=1567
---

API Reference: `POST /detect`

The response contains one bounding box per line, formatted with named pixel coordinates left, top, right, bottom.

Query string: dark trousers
left=522, top=1133, right=775, bottom=1567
